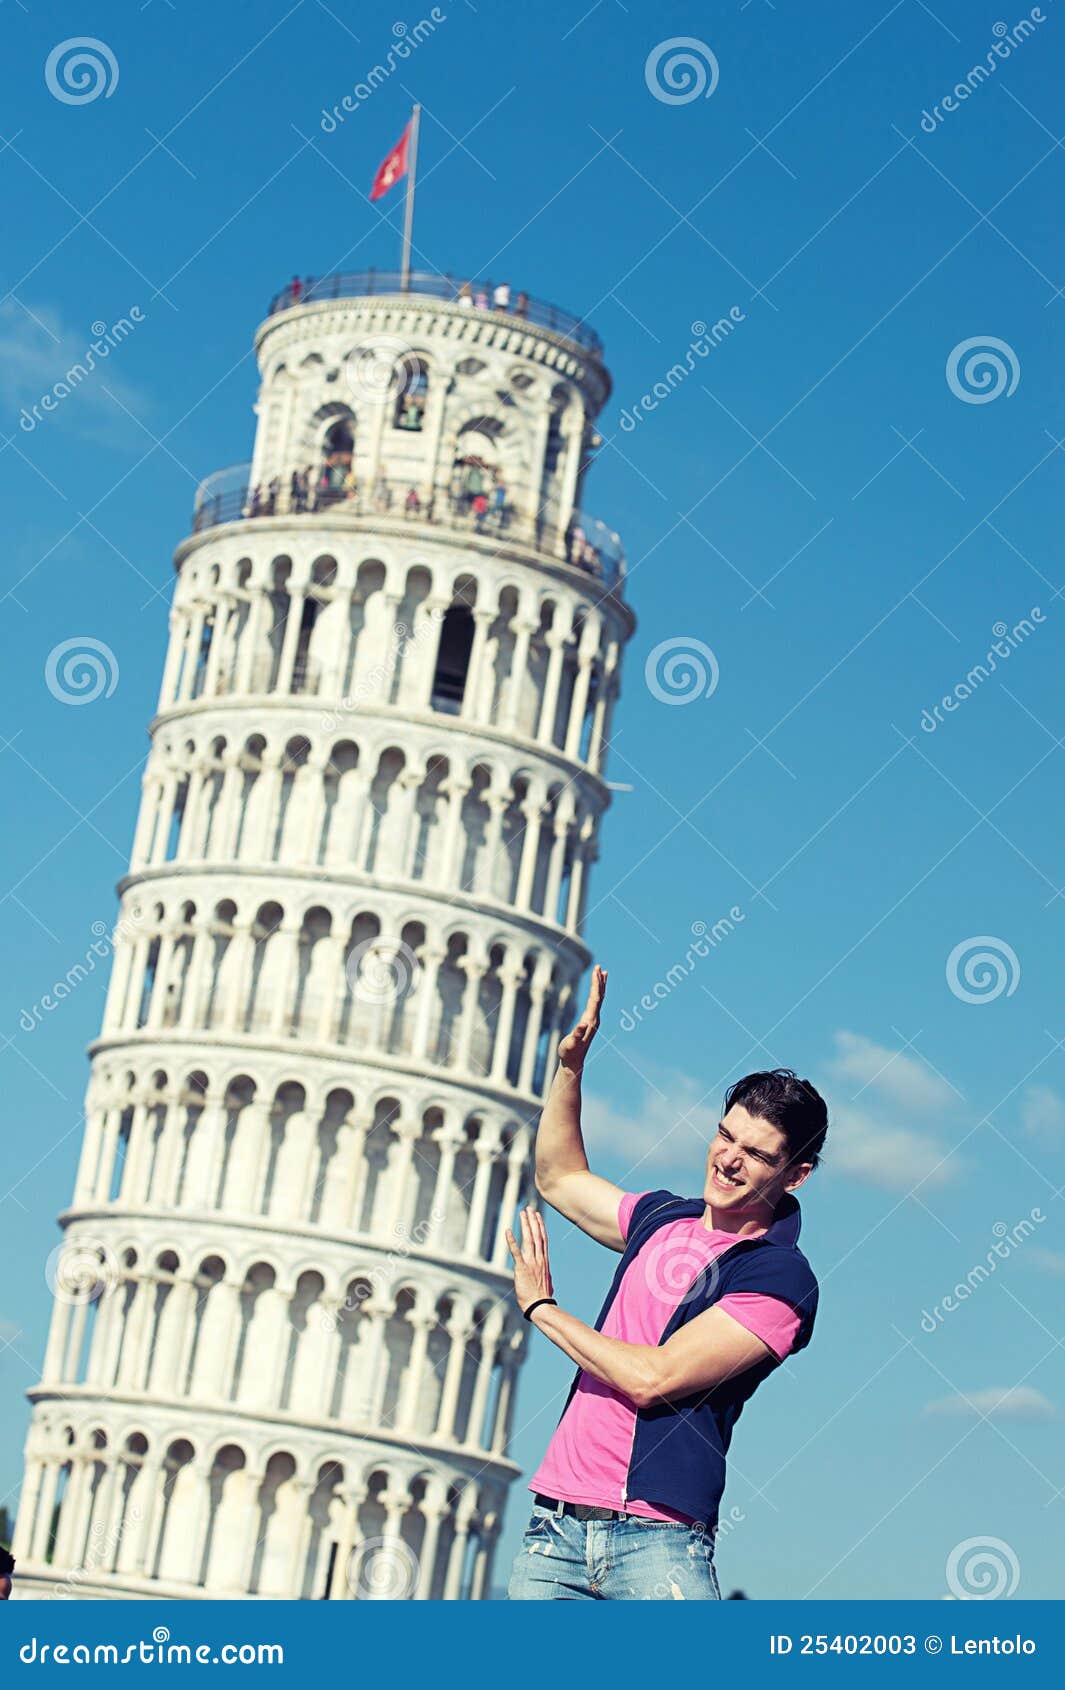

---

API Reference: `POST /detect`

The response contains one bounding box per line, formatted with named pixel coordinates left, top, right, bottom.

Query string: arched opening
left=429, top=606, right=475, bottom=714
left=392, top=358, right=428, bottom=431
left=315, top=419, right=355, bottom=509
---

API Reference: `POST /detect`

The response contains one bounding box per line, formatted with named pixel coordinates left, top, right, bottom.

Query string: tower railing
left=266, top=270, right=604, bottom=358
left=190, top=467, right=626, bottom=591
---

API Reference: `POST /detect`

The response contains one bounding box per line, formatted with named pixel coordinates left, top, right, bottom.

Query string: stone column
left=492, top=1141, right=528, bottom=1269
left=326, top=1484, right=364, bottom=1599
left=465, top=1318, right=501, bottom=1450
left=396, top=1309, right=435, bottom=1430
left=177, top=606, right=206, bottom=703
left=460, top=609, right=494, bottom=721
left=536, top=628, right=569, bottom=744
left=315, top=930, right=348, bottom=1044
left=463, top=1133, right=500, bottom=1258
left=275, top=586, right=306, bottom=694
left=502, top=617, right=536, bottom=731
left=514, top=793, right=543, bottom=911
left=414, top=1485, right=449, bottom=1600
left=454, top=950, right=488, bottom=1074
left=30, top=1458, right=63, bottom=1562
left=410, top=946, right=443, bottom=1062
left=235, top=586, right=269, bottom=693
left=588, top=642, right=619, bottom=770
left=426, top=1123, right=463, bottom=1249
left=12, top=1452, right=45, bottom=1560
left=157, top=609, right=187, bottom=709
left=489, top=964, right=522, bottom=1085
left=442, top=1497, right=476, bottom=1600
left=564, top=645, right=596, bottom=761
left=435, top=1308, right=472, bottom=1442
left=436, top=776, right=471, bottom=887
left=543, top=811, right=572, bottom=927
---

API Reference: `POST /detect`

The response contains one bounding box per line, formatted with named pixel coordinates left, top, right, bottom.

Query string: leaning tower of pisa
left=12, top=270, right=633, bottom=1601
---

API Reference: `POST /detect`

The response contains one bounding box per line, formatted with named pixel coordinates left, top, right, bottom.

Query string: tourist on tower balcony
left=491, top=477, right=507, bottom=531
left=456, top=281, right=473, bottom=308
left=474, top=285, right=490, bottom=309
left=515, top=291, right=529, bottom=317
left=493, top=281, right=511, bottom=311
left=290, top=469, right=305, bottom=513
left=472, top=491, right=489, bottom=532
left=404, top=485, right=421, bottom=516
left=289, top=274, right=302, bottom=306
left=506, top=966, right=824, bottom=1601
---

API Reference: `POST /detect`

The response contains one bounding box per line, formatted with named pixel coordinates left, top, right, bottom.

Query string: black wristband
left=522, top=1296, right=557, bottom=1322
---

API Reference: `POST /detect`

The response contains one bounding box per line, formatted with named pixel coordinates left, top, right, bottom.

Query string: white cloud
left=820, top=1031, right=963, bottom=1191
left=581, top=1069, right=717, bottom=1184
left=1019, top=1085, right=1065, bottom=1149
left=1030, top=1248, right=1065, bottom=1276
left=924, top=1386, right=1056, bottom=1421
left=829, top=1030, right=958, bottom=1113
left=827, top=1102, right=959, bottom=1190
left=0, top=298, right=148, bottom=446
left=582, top=1043, right=963, bottom=1195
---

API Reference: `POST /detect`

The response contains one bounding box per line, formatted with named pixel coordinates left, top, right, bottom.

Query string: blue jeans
left=507, top=1502, right=722, bottom=1600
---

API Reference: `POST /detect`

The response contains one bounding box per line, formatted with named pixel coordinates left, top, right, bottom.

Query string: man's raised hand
left=557, top=963, right=607, bottom=1073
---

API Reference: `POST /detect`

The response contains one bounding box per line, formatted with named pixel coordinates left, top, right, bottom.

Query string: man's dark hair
left=0, top=1549, right=14, bottom=1575
left=723, top=1068, right=828, bottom=1170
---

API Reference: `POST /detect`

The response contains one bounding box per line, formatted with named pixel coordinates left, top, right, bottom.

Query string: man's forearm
left=534, top=1063, right=589, bottom=1193
left=529, top=1300, right=661, bottom=1406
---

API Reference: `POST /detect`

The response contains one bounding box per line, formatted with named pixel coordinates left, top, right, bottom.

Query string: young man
left=506, top=965, right=827, bottom=1600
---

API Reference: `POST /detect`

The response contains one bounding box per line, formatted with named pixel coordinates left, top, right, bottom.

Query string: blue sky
left=1, top=0, right=1063, bottom=1600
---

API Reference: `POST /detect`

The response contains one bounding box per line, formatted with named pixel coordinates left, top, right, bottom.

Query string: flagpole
left=401, top=104, right=420, bottom=291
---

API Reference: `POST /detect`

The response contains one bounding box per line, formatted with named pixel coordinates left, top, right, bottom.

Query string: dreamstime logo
left=645, top=637, right=719, bottom=705
left=18, top=308, right=145, bottom=433
left=346, top=1535, right=420, bottom=1598
left=45, top=1238, right=121, bottom=1306
left=919, top=1208, right=1045, bottom=1332
left=345, top=937, right=419, bottom=1004
left=919, top=11, right=1046, bottom=133
left=618, top=310, right=745, bottom=431
left=945, top=1536, right=1020, bottom=1599
left=919, top=609, right=1045, bottom=732
left=45, top=38, right=119, bottom=105
left=320, top=10, right=447, bottom=131
left=642, top=1234, right=721, bottom=1308
left=19, top=909, right=146, bottom=1034
left=343, top=335, right=417, bottom=407
left=946, top=937, right=1020, bottom=1005
left=645, top=37, right=719, bottom=105
left=618, top=911, right=745, bottom=1032
left=946, top=337, right=1020, bottom=404
left=45, top=637, right=119, bottom=705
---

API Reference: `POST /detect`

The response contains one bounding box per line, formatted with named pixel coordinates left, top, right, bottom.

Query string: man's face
left=703, top=1104, right=811, bottom=1218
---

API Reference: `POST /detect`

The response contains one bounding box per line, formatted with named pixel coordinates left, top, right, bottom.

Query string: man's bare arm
left=508, top=1209, right=774, bottom=1403
left=534, top=965, right=627, bottom=1251
left=529, top=1300, right=775, bottom=1407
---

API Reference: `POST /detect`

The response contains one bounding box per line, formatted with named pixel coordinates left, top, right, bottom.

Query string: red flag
left=370, top=121, right=411, bottom=201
